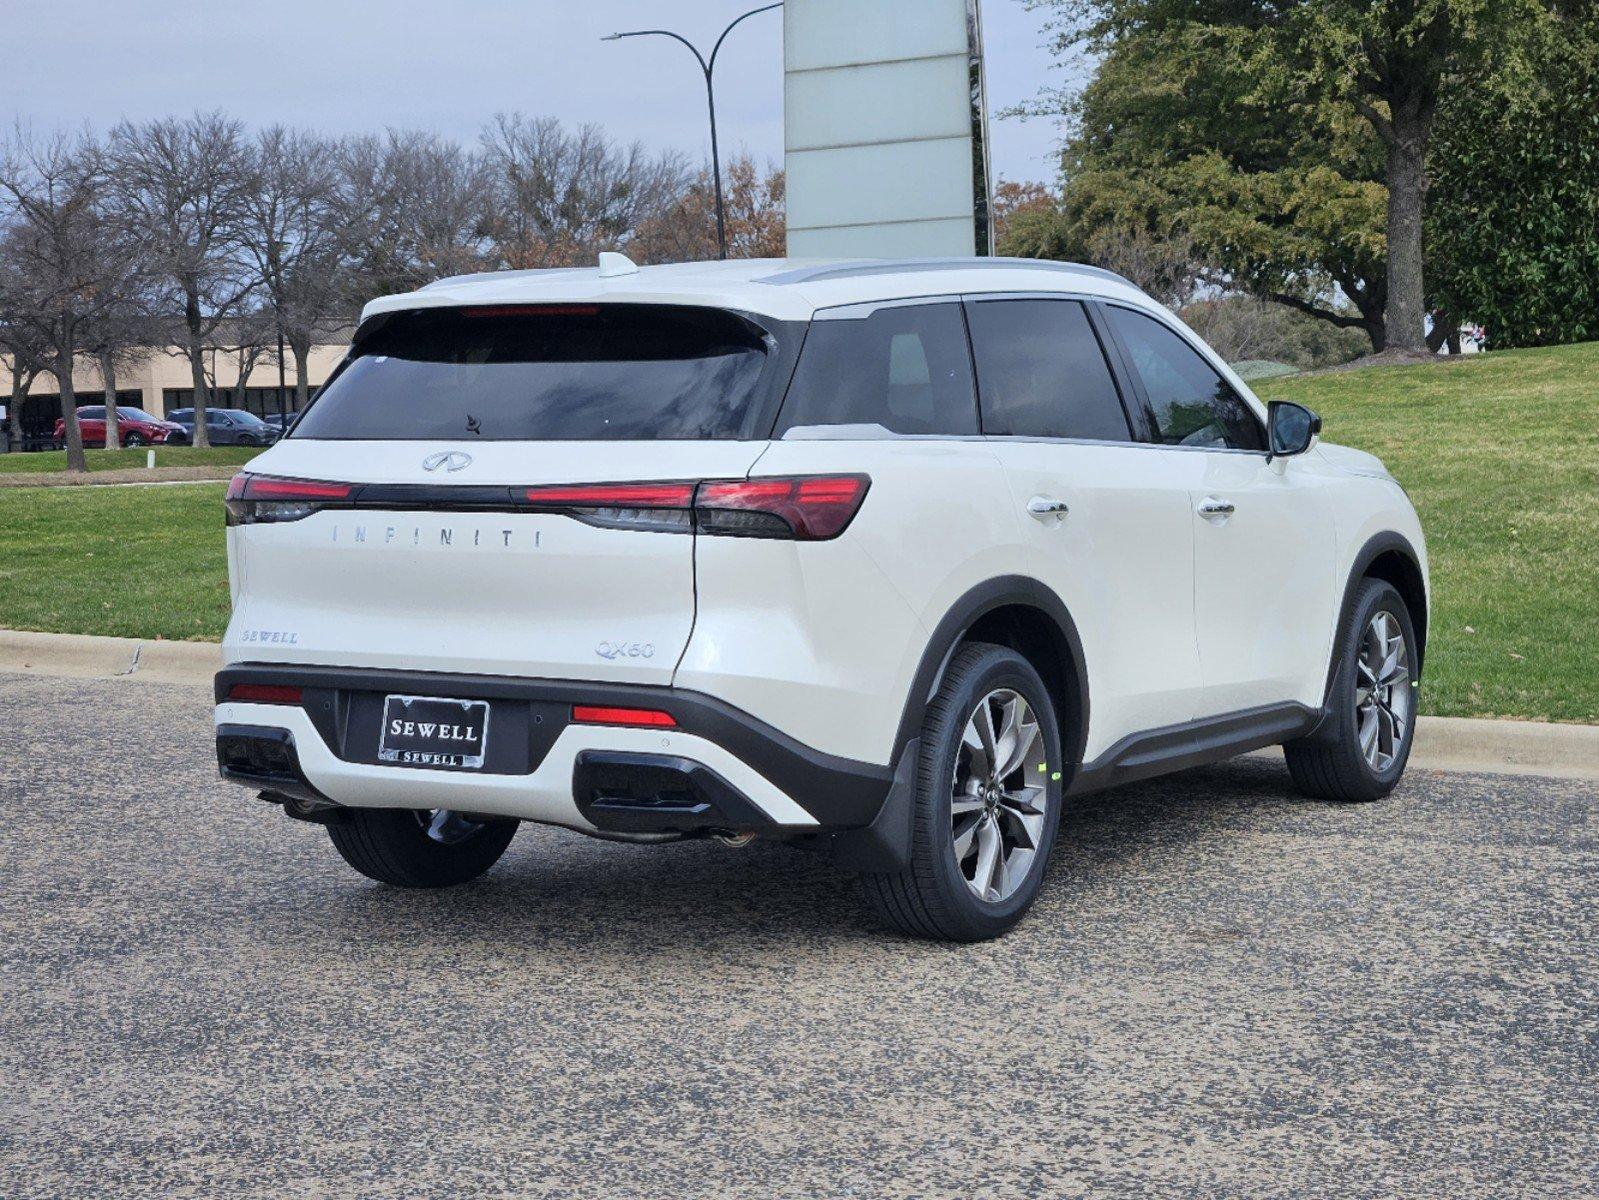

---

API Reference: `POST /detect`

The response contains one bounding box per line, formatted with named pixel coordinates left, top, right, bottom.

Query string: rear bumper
left=213, top=663, right=896, bottom=838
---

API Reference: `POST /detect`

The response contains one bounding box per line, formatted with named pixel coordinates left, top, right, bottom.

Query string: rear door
left=1101, top=303, right=1337, bottom=714
left=224, top=303, right=787, bottom=687
left=965, top=295, right=1205, bottom=759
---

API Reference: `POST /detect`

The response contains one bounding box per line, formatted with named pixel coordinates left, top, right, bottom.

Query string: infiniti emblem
left=422, top=451, right=473, bottom=473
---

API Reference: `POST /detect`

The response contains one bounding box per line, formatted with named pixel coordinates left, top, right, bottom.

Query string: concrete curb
left=0, top=629, right=220, bottom=686
left=1, top=628, right=1595, bottom=781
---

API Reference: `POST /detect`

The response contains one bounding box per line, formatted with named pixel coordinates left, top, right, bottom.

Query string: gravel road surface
left=2, top=672, right=1594, bottom=1199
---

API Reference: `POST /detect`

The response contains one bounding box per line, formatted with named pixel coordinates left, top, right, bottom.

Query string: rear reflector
left=571, top=705, right=678, bottom=728
left=227, top=684, right=304, bottom=705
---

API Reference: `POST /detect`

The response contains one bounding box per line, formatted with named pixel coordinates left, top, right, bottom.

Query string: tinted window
left=775, top=303, right=977, bottom=437
left=967, top=299, right=1131, bottom=441
left=293, top=305, right=778, bottom=441
left=1106, top=307, right=1265, bottom=450
left=77, top=407, right=105, bottom=419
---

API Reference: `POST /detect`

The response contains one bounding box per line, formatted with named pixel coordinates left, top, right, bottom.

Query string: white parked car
left=215, top=256, right=1428, bottom=941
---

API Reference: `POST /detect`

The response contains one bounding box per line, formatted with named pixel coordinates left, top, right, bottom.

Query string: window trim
left=1094, top=299, right=1269, bottom=456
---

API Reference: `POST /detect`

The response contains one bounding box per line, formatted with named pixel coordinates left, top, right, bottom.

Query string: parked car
left=53, top=406, right=187, bottom=448
left=214, top=256, right=1429, bottom=941
left=167, top=407, right=279, bottom=446
left=260, top=411, right=300, bottom=433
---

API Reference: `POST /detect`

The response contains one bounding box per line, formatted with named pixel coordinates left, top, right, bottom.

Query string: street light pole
left=604, top=3, right=782, bottom=260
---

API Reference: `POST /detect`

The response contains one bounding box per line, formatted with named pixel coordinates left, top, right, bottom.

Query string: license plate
left=379, top=695, right=490, bottom=769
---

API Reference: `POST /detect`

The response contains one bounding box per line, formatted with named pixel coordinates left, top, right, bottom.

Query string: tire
left=325, top=808, right=518, bottom=887
left=124, top=434, right=145, bottom=447
left=863, top=642, right=1066, bottom=942
left=237, top=434, right=258, bottom=446
left=1284, top=578, right=1419, bottom=802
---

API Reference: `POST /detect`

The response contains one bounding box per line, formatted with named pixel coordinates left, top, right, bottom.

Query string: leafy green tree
left=1428, top=19, right=1599, bottom=347
left=1026, top=0, right=1549, bottom=352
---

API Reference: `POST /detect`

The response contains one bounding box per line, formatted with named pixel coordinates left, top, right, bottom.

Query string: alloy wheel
left=1356, top=611, right=1411, bottom=772
left=950, top=688, right=1049, bottom=903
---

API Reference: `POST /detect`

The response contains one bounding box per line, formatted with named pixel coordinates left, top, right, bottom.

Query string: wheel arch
left=892, top=577, right=1090, bottom=780
left=1324, top=532, right=1429, bottom=706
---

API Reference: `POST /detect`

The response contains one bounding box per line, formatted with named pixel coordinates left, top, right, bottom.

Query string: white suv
left=215, top=256, right=1428, bottom=941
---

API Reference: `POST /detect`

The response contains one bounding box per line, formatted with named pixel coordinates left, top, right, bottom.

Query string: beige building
left=1, top=338, right=350, bottom=448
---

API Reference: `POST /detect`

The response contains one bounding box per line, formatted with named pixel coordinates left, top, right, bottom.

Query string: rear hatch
left=223, top=303, right=794, bottom=686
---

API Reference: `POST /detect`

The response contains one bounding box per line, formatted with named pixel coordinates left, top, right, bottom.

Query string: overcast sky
left=5, top=0, right=1075, bottom=184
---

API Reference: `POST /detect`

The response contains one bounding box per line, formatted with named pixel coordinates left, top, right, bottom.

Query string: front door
left=1100, top=303, right=1337, bottom=716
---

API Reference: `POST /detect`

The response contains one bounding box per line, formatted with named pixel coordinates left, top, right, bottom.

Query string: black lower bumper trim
left=574, top=751, right=772, bottom=834
left=216, top=723, right=330, bottom=807
left=217, top=663, right=895, bottom=830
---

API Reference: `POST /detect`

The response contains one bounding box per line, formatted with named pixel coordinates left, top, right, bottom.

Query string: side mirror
left=1267, top=400, right=1321, bottom=460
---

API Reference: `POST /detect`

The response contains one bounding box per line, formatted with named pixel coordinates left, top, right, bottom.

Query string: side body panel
left=1188, top=449, right=1339, bottom=714
left=675, top=438, right=1018, bottom=766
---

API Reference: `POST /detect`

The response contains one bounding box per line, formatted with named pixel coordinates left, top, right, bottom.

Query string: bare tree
left=632, top=154, right=784, bottom=263
left=0, top=128, right=146, bottom=472
left=336, top=130, right=491, bottom=300
left=240, top=126, right=350, bottom=413
left=1, top=318, right=47, bottom=450
left=108, top=113, right=254, bottom=448
left=479, top=114, right=686, bottom=267
left=81, top=300, right=155, bottom=449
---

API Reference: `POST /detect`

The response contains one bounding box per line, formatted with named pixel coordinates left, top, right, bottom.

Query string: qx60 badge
left=422, top=451, right=473, bottom=473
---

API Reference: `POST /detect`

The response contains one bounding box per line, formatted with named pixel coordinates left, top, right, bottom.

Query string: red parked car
left=53, top=406, right=189, bottom=448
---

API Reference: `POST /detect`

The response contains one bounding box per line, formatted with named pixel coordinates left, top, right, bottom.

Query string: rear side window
left=775, top=303, right=978, bottom=437
left=967, top=299, right=1132, bottom=441
left=1105, top=306, right=1265, bottom=451
left=292, top=305, right=779, bottom=441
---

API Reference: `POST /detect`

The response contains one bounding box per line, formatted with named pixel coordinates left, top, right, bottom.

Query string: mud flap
left=817, top=738, right=922, bottom=874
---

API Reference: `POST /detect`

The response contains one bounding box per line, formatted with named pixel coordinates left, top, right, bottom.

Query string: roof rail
left=756, top=257, right=1139, bottom=289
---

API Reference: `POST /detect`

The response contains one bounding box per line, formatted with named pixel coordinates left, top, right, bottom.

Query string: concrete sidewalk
left=3, top=626, right=1596, bottom=780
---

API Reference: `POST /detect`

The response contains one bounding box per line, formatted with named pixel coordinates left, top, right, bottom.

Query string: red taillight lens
left=696, top=474, right=870, bottom=540
left=522, top=482, right=696, bottom=509
left=227, top=684, right=304, bottom=705
left=517, top=475, right=870, bottom=539
left=226, top=474, right=354, bottom=526
left=571, top=704, right=678, bottom=728
left=521, top=481, right=697, bottom=534
left=240, top=476, right=355, bottom=501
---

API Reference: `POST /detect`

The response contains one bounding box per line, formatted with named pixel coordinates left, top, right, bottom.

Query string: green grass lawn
left=0, top=445, right=261, bottom=474
left=1, top=344, right=1594, bottom=722
left=0, top=483, right=231, bottom=642
left=1257, top=342, right=1599, bottom=723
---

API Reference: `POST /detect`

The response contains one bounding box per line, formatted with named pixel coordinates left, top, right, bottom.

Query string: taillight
left=696, top=475, right=870, bottom=540
left=521, top=481, right=697, bottom=534
left=518, top=475, right=869, bottom=540
left=227, top=683, right=304, bottom=705
left=571, top=704, right=677, bottom=728
left=226, top=474, right=354, bottom=526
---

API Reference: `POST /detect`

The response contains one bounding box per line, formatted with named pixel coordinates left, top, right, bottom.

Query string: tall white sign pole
left=784, top=0, right=993, bottom=258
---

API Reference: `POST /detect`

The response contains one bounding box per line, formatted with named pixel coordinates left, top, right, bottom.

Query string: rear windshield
left=292, top=304, right=782, bottom=441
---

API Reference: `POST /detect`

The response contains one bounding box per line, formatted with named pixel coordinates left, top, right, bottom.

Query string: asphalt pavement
left=2, top=671, right=1595, bottom=1199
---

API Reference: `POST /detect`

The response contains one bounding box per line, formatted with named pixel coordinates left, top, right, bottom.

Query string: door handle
left=1027, top=496, right=1070, bottom=521
left=1197, top=497, right=1236, bottom=518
